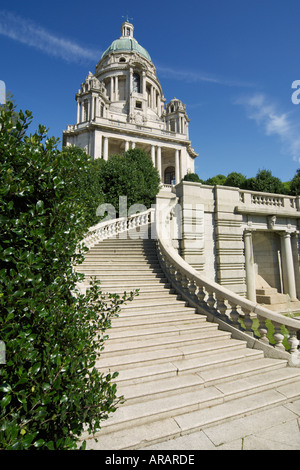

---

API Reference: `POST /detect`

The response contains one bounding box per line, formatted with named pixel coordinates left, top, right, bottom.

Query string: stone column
left=125, top=140, right=130, bottom=151
left=110, top=77, right=114, bottom=101
left=77, top=101, right=80, bottom=124
left=103, top=137, right=108, bottom=161
left=281, top=232, right=297, bottom=299
left=151, top=145, right=156, bottom=167
left=115, top=76, right=119, bottom=101
left=157, top=146, right=162, bottom=180
left=131, top=141, right=136, bottom=149
left=91, top=96, right=95, bottom=121
left=94, top=132, right=102, bottom=159
left=175, top=149, right=180, bottom=184
left=244, top=230, right=256, bottom=302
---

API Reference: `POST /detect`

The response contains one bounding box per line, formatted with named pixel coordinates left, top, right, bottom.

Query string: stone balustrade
left=156, top=232, right=300, bottom=367
left=82, top=208, right=155, bottom=249
left=238, top=189, right=300, bottom=215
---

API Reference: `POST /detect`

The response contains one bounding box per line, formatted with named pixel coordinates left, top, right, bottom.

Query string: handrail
left=81, top=208, right=155, bottom=249
left=155, top=204, right=300, bottom=367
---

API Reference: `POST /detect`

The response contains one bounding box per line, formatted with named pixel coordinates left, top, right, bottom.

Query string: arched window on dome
left=164, top=166, right=175, bottom=185
left=132, top=73, right=141, bottom=93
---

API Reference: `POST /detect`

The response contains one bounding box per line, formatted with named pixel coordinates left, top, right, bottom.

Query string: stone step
left=106, top=319, right=215, bottom=343
left=110, top=313, right=200, bottom=331
left=116, top=358, right=291, bottom=406
left=97, top=339, right=252, bottom=373
left=98, top=287, right=176, bottom=296
left=102, top=328, right=230, bottom=358
left=173, top=382, right=300, bottom=436
left=79, top=285, right=174, bottom=295
left=76, top=267, right=163, bottom=275
left=85, top=249, right=158, bottom=261
left=119, top=300, right=194, bottom=312
left=81, top=277, right=169, bottom=285
left=256, top=288, right=278, bottom=295
left=84, top=368, right=300, bottom=447
left=76, top=260, right=161, bottom=267
left=115, top=307, right=197, bottom=319
left=256, top=293, right=288, bottom=304
left=87, top=246, right=157, bottom=253
left=120, top=293, right=181, bottom=304
left=77, top=271, right=165, bottom=278
left=83, top=381, right=300, bottom=450
left=105, top=348, right=263, bottom=388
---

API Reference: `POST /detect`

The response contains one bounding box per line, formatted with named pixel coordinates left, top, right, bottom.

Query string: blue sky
left=1, top=0, right=300, bottom=182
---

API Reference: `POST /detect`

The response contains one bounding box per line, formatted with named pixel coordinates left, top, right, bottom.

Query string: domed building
left=63, top=20, right=198, bottom=185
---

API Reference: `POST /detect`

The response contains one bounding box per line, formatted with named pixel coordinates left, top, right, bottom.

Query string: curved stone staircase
left=76, top=231, right=300, bottom=450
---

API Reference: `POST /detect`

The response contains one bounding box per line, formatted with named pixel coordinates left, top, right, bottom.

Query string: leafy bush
left=0, top=102, right=134, bottom=449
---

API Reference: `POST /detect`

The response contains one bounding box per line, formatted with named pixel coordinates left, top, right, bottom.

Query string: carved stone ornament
left=268, top=215, right=277, bottom=229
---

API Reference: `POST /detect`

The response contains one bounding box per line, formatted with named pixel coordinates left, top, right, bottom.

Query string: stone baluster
left=287, top=328, right=299, bottom=354
left=181, top=274, right=190, bottom=295
left=197, top=286, right=207, bottom=310
left=189, top=279, right=198, bottom=300
left=257, top=315, right=270, bottom=344
left=273, top=322, right=285, bottom=351
left=206, top=290, right=216, bottom=314
left=216, top=297, right=228, bottom=322
left=228, top=302, right=240, bottom=328
left=242, top=308, right=254, bottom=336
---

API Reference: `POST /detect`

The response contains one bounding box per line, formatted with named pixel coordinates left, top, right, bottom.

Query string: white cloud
left=156, top=64, right=254, bottom=88
left=0, top=10, right=101, bottom=64
left=236, top=93, right=300, bottom=163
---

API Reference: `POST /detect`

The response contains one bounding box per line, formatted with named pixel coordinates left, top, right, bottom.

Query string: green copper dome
left=101, top=32, right=151, bottom=62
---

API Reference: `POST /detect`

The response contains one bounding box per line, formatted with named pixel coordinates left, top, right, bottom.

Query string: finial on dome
left=121, top=13, right=134, bottom=37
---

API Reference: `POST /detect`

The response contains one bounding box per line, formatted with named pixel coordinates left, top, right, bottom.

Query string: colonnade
left=244, top=229, right=298, bottom=302
left=94, top=134, right=183, bottom=184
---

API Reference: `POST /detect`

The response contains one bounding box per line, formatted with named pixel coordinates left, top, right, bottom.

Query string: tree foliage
left=224, top=172, right=246, bottom=188
left=183, top=173, right=203, bottom=183
left=243, top=169, right=285, bottom=194
left=190, top=168, right=295, bottom=195
left=290, top=169, right=300, bottom=196
left=204, top=174, right=227, bottom=186
left=0, top=102, right=134, bottom=450
left=96, top=148, right=160, bottom=217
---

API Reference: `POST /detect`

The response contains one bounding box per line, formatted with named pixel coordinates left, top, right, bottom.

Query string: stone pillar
left=151, top=145, right=156, bottom=166
left=131, top=141, right=136, bottom=149
left=175, top=149, right=180, bottom=184
left=281, top=232, right=297, bottom=299
left=77, top=101, right=80, bottom=124
left=157, top=146, right=162, bottom=180
left=81, top=101, right=85, bottom=122
left=244, top=230, right=256, bottom=302
left=91, top=96, right=95, bottom=121
left=94, top=132, right=102, bottom=159
left=115, top=76, right=119, bottom=101
left=103, top=137, right=108, bottom=161
left=87, top=99, right=91, bottom=122
left=125, top=140, right=130, bottom=151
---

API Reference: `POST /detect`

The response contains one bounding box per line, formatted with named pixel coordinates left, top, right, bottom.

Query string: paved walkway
left=141, top=398, right=300, bottom=450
